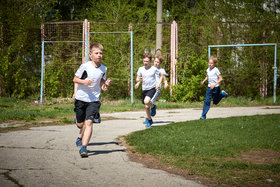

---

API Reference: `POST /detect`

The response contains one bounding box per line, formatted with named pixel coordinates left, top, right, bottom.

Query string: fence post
left=170, top=20, right=178, bottom=95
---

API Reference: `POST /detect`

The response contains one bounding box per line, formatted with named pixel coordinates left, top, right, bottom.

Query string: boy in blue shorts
left=135, top=53, right=163, bottom=127
left=200, top=56, right=228, bottom=119
left=73, top=43, right=111, bottom=157
left=150, top=54, right=168, bottom=104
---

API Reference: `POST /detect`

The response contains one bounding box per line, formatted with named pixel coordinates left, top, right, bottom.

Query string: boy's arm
left=201, top=76, right=208, bottom=85
left=72, top=83, right=78, bottom=99
left=73, top=76, right=92, bottom=85
left=163, top=75, right=168, bottom=89
left=156, top=73, right=163, bottom=89
left=135, top=75, right=142, bottom=89
left=210, top=75, right=223, bottom=89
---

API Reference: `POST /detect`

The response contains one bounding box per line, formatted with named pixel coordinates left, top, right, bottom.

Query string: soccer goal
left=40, top=19, right=134, bottom=104
left=208, top=43, right=278, bottom=103
left=40, top=20, right=89, bottom=104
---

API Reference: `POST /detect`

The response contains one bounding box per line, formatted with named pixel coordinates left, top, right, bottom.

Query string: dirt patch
left=236, top=150, right=280, bottom=165
left=0, top=116, right=119, bottom=133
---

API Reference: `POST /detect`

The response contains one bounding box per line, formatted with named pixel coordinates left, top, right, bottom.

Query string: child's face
left=208, top=59, right=215, bottom=69
left=143, top=57, right=151, bottom=67
left=154, top=58, right=161, bottom=68
left=90, top=48, right=103, bottom=63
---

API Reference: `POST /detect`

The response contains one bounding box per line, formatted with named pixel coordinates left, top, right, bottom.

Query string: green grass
left=125, top=114, right=280, bottom=186
left=0, top=96, right=279, bottom=122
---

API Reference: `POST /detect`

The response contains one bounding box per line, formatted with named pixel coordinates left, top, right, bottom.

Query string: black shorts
left=142, top=88, right=156, bottom=104
left=74, top=99, right=101, bottom=123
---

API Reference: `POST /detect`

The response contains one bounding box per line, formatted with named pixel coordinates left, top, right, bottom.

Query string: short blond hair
left=209, top=56, right=217, bottom=64
left=155, top=54, right=164, bottom=63
left=90, top=43, right=103, bottom=51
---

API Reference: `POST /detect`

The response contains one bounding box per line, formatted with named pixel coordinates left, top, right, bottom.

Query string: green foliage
left=44, top=43, right=81, bottom=98
left=0, top=0, right=279, bottom=101
left=0, top=0, right=57, bottom=98
left=171, top=52, right=208, bottom=102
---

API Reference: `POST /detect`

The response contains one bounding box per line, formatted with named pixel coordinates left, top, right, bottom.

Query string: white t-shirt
left=137, top=66, right=159, bottom=91
left=207, top=67, right=221, bottom=87
left=75, top=61, right=107, bottom=102
left=155, top=67, right=167, bottom=88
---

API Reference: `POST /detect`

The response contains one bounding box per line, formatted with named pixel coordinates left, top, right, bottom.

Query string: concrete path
left=0, top=106, right=280, bottom=187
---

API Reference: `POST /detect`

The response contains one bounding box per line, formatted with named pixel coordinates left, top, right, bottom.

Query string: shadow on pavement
left=88, top=141, right=120, bottom=146
left=87, top=149, right=125, bottom=156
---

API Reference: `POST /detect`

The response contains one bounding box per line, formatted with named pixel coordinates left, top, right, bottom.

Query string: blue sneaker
left=200, top=116, right=206, bottom=119
left=143, top=118, right=149, bottom=124
left=221, top=90, right=228, bottom=98
left=76, top=137, right=82, bottom=147
left=79, top=146, right=88, bottom=157
left=145, top=119, right=153, bottom=127
left=151, top=105, right=157, bottom=117
left=74, top=117, right=81, bottom=129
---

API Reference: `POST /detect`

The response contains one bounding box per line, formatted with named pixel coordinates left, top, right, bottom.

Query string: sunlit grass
left=126, top=114, right=280, bottom=186
left=0, top=96, right=279, bottom=123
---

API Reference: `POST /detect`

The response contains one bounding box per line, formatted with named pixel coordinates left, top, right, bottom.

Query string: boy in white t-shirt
left=200, top=56, right=228, bottom=119
left=135, top=53, right=163, bottom=127
left=139, top=54, right=168, bottom=124
left=73, top=43, right=112, bottom=157
left=150, top=54, right=168, bottom=104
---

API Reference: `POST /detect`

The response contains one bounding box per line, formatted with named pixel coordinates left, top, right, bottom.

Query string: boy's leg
left=74, top=100, right=86, bottom=146
left=82, top=119, right=93, bottom=146
left=82, top=101, right=101, bottom=146
left=201, top=87, right=213, bottom=118
left=79, top=101, right=101, bottom=157
left=150, top=88, right=161, bottom=104
left=213, top=87, right=224, bottom=105
left=144, top=96, right=152, bottom=120
left=148, top=88, right=158, bottom=117
left=144, top=96, right=154, bottom=127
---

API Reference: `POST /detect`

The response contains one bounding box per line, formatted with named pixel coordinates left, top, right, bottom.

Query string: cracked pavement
left=1, top=106, right=280, bottom=186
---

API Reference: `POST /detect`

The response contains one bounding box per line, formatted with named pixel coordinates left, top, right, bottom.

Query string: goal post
left=208, top=43, right=278, bottom=103
left=40, top=20, right=87, bottom=104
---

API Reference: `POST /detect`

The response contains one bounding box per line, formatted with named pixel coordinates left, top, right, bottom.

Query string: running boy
left=73, top=43, right=111, bottom=157
left=200, top=56, right=228, bottom=119
left=150, top=54, right=168, bottom=104
left=135, top=53, right=163, bottom=127
left=138, top=54, right=168, bottom=124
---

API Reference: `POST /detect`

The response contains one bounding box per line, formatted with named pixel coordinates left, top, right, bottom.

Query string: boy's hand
left=200, top=81, right=204, bottom=86
left=84, top=79, right=93, bottom=85
left=156, top=83, right=161, bottom=90
left=72, top=93, right=76, bottom=100
left=135, top=82, right=140, bottom=89
left=105, top=78, right=112, bottom=86
left=101, top=84, right=107, bottom=92
left=164, top=82, right=168, bottom=89
left=210, top=84, right=215, bottom=89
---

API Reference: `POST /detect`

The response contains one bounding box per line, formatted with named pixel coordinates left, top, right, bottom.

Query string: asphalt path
left=1, top=106, right=280, bottom=186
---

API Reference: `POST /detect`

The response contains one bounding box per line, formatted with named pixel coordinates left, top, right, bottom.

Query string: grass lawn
left=125, top=114, right=280, bottom=186
left=0, top=96, right=279, bottom=123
